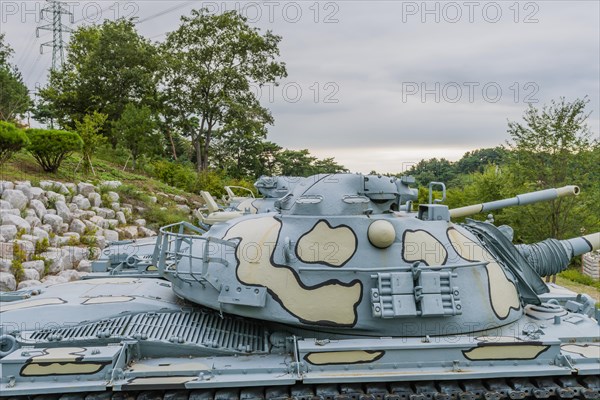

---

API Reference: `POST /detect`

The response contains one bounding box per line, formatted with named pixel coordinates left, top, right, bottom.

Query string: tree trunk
left=195, top=118, right=207, bottom=172
left=195, top=140, right=203, bottom=172
left=201, top=125, right=213, bottom=171
left=167, top=128, right=178, bottom=160
left=201, top=150, right=209, bottom=170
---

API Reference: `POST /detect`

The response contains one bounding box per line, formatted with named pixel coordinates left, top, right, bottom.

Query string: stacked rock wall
left=0, top=179, right=160, bottom=291
left=582, top=251, right=600, bottom=280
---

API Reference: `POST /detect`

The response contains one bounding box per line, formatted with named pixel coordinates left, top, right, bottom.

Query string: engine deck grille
left=25, top=310, right=268, bottom=353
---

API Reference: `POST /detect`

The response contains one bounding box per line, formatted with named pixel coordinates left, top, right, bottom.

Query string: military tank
left=1, top=173, right=599, bottom=400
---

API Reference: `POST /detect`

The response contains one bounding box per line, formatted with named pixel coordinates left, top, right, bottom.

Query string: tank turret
left=157, top=174, right=599, bottom=337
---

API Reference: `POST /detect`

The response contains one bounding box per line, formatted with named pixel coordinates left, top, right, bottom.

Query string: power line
left=36, top=0, right=73, bottom=71
left=16, top=32, right=39, bottom=67
left=136, top=1, right=195, bottom=25
left=24, top=51, right=44, bottom=84
left=33, top=58, right=52, bottom=90
left=148, top=31, right=168, bottom=40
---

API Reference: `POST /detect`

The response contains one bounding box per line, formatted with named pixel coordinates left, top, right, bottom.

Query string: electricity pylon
left=36, top=0, right=73, bottom=71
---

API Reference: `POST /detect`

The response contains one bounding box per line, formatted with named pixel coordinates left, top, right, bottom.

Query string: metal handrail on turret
left=153, top=221, right=237, bottom=286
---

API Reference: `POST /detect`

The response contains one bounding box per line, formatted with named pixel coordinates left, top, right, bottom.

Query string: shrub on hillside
left=151, top=160, right=197, bottom=192
left=559, top=268, right=600, bottom=290
left=26, top=128, right=83, bottom=172
left=149, top=159, right=256, bottom=198
left=144, top=205, right=190, bottom=230
left=0, top=121, right=29, bottom=164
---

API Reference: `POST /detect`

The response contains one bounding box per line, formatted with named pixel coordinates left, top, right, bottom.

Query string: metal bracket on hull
left=371, top=263, right=461, bottom=318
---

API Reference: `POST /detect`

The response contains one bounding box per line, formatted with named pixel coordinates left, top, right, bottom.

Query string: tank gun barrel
left=449, top=185, right=580, bottom=219
left=517, top=232, right=600, bottom=277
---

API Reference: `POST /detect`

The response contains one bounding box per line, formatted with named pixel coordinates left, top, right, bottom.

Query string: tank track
left=6, top=376, right=599, bottom=400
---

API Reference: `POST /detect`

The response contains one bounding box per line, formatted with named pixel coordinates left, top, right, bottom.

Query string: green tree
left=0, top=34, right=30, bottom=122
left=210, top=102, right=272, bottom=178
left=312, top=157, right=349, bottom=174
left=26, top=129, right=83, bottom=172
left=404, top=158, right=457, bottom=186
left=0, top=121, right=29, bottom=164
left=0, top=33, right=11, bottom=65
left=258, top=141, right=283, bottom=176
left=455, top=147, right=507, bottom=175
left=113, top=104, right=158, bottom=169
left=275, top=149, right=317, bottom=176
left=161, top=8, right=287, bottom=172
left=37, top=19, right=158, bottom=143
left=75, top=111, right=108, bottom=175
left=505, top=97, right=600, bottom=242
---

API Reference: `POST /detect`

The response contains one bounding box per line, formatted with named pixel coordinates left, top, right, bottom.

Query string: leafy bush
left=15, top=227, right=26, bottom=239
left=144, top=205, right=190, bottom=230
left=34, top=237, right=49, bottom=254
left=115, top=184, right=150, bottom=204
left=559, top=269, right=600, bottom=290
left=0, top=121, right=29, bottom=164
left=75, top=111, right=108, bottom=175
left=11, top=243, right=26, bottom=283
left=26, top=128, right=83, bottom=172
left=149, top=160, right=255, bottom=198
left=81, top=235, right=97, bottom=246
left=151, top=160, right=197, bottom=192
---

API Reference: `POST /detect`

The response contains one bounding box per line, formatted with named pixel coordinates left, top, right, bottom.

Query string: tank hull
left=1, top=278, right=598, bottom=399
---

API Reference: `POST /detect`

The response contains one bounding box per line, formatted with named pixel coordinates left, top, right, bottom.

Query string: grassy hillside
left=0, top=151, right=203, bottom=230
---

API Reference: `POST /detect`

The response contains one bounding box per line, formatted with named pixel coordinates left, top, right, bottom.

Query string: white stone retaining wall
left=582, top=251, right=600, bottom=280
left=0, top=179, right=174, bottom=292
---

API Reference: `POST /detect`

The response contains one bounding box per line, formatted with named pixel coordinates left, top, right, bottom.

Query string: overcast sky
left=1, top=0, right=598, bottom=173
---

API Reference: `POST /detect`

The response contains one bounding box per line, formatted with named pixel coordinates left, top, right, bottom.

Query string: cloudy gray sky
left=1, top=0, right=599, bottom=173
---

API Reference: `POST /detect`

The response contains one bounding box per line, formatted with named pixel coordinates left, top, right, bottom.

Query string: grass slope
left=0, top=151, right=202, bottom=230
